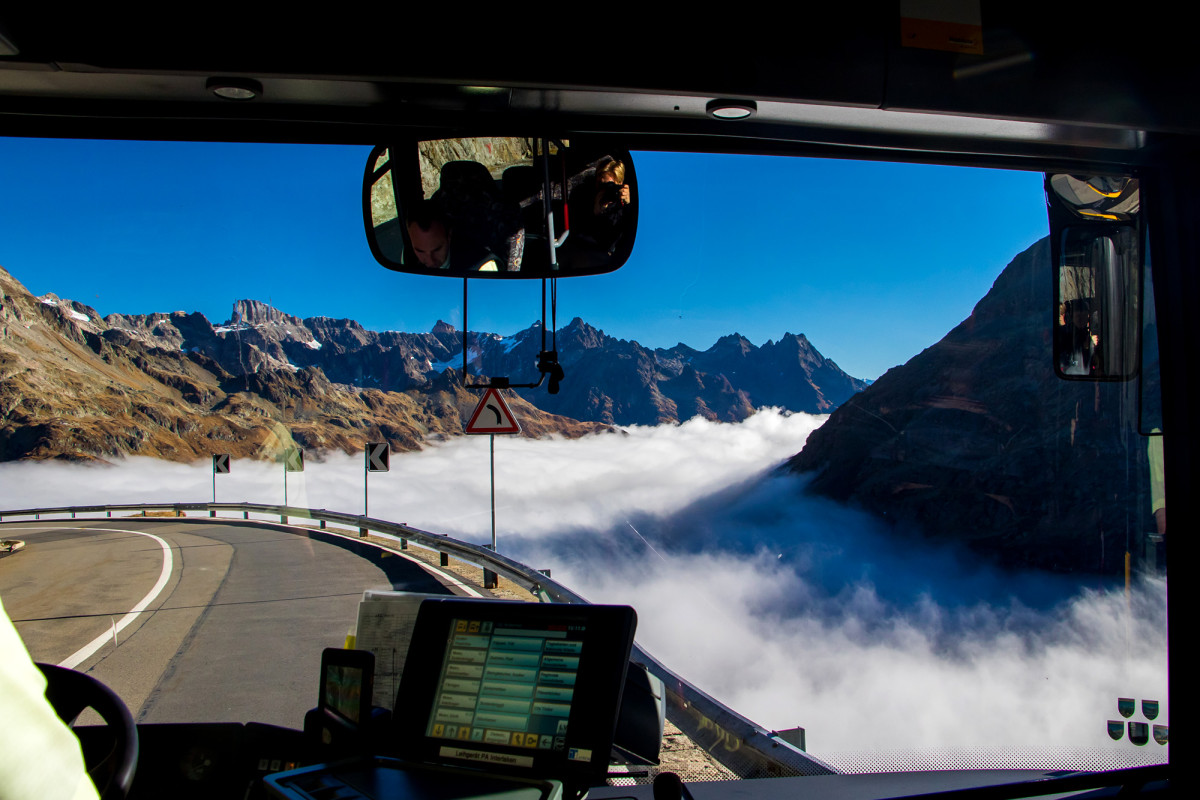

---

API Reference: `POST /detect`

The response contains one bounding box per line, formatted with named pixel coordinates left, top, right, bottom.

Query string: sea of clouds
left=0, top=408, right=1167, bottom=771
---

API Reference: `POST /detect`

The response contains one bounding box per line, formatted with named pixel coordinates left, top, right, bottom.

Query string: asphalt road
left=0, top=517, right=458, bottom=729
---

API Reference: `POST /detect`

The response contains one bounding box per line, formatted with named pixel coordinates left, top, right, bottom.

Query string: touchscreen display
left=426, top=616, right=584, bottom=758
left=325, top=664, right=365, bottom=724
left=396, top=599, right=635, bottom=790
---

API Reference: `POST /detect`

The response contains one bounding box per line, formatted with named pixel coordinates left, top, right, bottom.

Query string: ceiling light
left=207, top=77, right=263, bottom=101
left=706, top=99, right=757, bottom=120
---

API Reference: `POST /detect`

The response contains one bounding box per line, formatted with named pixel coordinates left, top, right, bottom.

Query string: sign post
left=465, top=389, right=521, bottom=589
left=283, top=448, right=304, bottom=520
left=490, top=435, right=496, bottom=550
left=212, top=454, right=231, bottom=515
left=364, top=442, right=389, bottom=536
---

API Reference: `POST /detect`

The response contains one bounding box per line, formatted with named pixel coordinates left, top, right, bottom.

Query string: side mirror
left=1047, top=175, right=1141, bottom=381
left=363, top=137, right=638, bottom=279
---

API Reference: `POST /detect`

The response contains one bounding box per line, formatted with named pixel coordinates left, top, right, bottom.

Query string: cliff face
left=787, top=238, right=1155, bottom=575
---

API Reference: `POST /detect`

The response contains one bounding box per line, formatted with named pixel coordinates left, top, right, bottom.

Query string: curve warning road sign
left=284, top=449, right=304, bottom=472
left=367, top=442, right=390, bottom=472
left=466, top=389, right=521, bottom=435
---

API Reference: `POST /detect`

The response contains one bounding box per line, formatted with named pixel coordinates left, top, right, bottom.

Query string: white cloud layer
left=563, top=551, right=1166, bottom=771
left=0, top=409, right=1168, bottom=771
left=0, top=409, right=824, bottom=541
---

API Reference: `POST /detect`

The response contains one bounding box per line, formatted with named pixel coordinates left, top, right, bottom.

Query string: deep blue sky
left=0, top=137, right=1048, bottom=380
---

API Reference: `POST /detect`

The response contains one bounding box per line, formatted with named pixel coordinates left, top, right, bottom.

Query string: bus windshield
left=0, top=138, right=1167, bottom=780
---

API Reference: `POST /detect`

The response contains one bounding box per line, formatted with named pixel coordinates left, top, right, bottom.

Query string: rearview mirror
left=1046, top=174, right=1141, bottom=381
left=363, top=137, right=638, bottom=278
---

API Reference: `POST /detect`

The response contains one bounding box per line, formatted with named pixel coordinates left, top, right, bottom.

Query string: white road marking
left=4, top=524, right=176, bottom=669
left=60, top=527, right=174, bottom=668
left=6, top=519, right=483, bottom=667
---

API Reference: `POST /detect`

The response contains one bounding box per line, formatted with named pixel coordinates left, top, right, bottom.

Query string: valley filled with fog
left=0, top=409, right=1167, bottom=770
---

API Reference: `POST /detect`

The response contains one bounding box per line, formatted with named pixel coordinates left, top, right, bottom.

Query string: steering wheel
left=36, top=663, right=139, bottom=800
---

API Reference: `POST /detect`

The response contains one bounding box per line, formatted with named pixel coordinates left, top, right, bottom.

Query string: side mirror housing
left=1047, top=175, right=1141, bottom=381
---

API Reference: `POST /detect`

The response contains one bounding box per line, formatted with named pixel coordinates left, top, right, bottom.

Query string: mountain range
left=0, top=265, right=864, bottom=462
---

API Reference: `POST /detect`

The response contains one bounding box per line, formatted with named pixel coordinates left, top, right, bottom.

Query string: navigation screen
left=426, top=617, right=584, bottom=760
left=397, top=599, right=635, bottom=789
left=325, top=665, right=364, bottom=724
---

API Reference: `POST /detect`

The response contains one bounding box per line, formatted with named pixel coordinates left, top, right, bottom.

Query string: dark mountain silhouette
left=787, top=238, right=1157, bottom=575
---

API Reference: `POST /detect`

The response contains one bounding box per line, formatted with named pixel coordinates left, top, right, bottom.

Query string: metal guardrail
left=0, top=502, right=837, bottom=778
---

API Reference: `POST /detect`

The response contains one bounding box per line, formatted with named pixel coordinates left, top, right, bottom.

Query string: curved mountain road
left=0, top=517, right=458, bottom=728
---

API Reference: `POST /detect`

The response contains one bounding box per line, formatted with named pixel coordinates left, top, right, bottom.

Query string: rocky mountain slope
left=787, top=238, right=1155, bottom=575
left=0, top=268, right=603, bottom=463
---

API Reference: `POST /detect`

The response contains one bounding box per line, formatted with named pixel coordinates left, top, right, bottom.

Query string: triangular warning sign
left=466, top=388, right=521, bottom=435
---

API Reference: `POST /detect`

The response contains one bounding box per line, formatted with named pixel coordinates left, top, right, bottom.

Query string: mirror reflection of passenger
left=407, top=202, right=452, bottom=270
left=570, top=157, right=633, bottom=266
left=593, top=157, right=631, bottom=216
left=1057, top=298, right=1101, bottom=375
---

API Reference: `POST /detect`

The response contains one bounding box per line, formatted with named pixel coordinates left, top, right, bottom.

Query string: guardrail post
left=440, top=552, right=449, bottom=567
left=773, top=727, right=806, bottom=752
left=142, top=509, right=147, bottom=517
left=243, top=511, right=249, bottom=520
left=71, top=511, right=76, bottom=519
left=483, top=569, right=498, bottom=590
left=320, top=520, right=327, bottom=530
left=400, top=538, right=408, bottom=550
left=358, top=527, right=367, bottom=537
left=107, top=510, right=111, bottom=518
left=281, top=513, right=287, bottom=524
left=35, top=513, right=40, bottom=520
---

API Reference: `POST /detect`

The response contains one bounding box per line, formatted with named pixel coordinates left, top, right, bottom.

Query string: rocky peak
left=230, top=299, right=302, bottom=328
left=557, top=317, right=605, bottom=349
left=431, top=320, right=457, bottom=334
left=765, top=332, right=820, bottom=363
left=712, top=332, right=754, bottom=355
left=776, top=332, right=811, bottom=348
